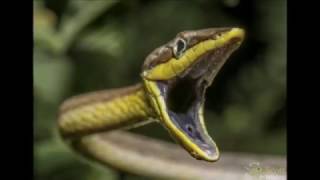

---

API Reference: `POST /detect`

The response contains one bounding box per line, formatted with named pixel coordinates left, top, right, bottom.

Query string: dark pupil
left=177, top=39, right=185, bottom=54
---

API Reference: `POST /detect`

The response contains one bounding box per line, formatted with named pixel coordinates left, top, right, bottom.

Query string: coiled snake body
left=58, top=28, right=245, bottom=179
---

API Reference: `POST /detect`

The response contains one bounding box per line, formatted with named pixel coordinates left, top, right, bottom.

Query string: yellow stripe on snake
left=58, top=28, right=247, bottom=179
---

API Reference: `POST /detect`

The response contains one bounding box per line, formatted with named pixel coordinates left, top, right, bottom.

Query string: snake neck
left=57, top=83, right=155, bottom=139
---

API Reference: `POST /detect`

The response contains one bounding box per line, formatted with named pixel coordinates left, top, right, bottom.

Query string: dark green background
left=34, top=0, right=286, bottom=179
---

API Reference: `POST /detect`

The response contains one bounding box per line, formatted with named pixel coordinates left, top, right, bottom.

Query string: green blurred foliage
left=34, top=0, right=286, bottom=179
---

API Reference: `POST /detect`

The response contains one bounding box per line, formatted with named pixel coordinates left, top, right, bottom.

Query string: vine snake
left=58, top=27, right=246, bottom=179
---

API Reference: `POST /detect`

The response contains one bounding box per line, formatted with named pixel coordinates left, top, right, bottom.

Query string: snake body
left=59, top=84, right=152, bottom=138
left=58, top=28, right=247, bottom=179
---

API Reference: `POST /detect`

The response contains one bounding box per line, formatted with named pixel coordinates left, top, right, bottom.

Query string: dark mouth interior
left=164, top=51, right=217, bottom=115
left=167, top=77, right=198, bottom=114
left=158, top=73, right=208, bottom=143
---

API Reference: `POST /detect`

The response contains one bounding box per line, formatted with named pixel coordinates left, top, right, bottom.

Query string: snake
left=57, top=27, right=245, bottom=179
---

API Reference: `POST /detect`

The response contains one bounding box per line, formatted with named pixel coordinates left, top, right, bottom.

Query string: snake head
left=141, top=28, right=245, bottom=161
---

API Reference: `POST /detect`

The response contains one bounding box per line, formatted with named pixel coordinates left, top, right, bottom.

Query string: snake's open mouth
left=154, top=37, right=243, bottom=161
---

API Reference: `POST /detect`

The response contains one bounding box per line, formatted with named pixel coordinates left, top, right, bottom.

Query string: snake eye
left=173, top=38, right=187, bottom=59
